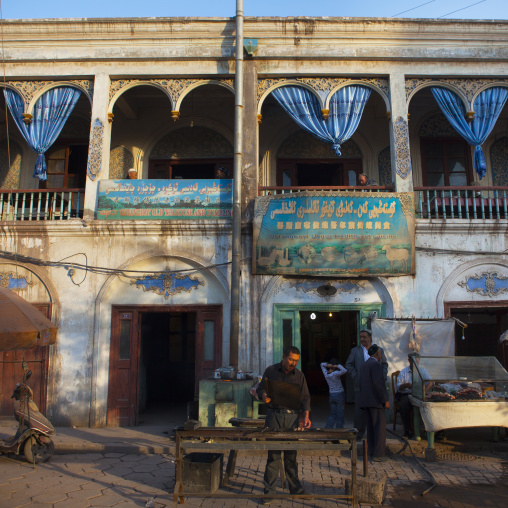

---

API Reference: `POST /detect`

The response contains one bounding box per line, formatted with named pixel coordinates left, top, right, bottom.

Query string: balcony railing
left=258, top=185, right=396, bottom=195
left=0, top=189, right=84, bottom=221
left=414, top=187, right=508, bottom=220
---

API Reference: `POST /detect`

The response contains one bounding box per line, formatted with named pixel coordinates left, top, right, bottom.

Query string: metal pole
left=230, top=0, right=243, bottom=369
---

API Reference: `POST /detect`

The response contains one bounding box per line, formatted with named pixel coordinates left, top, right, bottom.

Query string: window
left=420, top=138, right=472, bottom=187
left=148, top=159, right=233, bottom=179
left=44, top=144, right=88, bottom=189
left=277, top=160, right=362, bottom=187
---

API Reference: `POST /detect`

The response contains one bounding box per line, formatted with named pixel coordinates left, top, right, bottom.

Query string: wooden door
left=107, top=305, right=222, bottom=426
left=107, top=310, right=141, bottom=427
left=0, top=304, right=51, bottom=417
left=195, top=309, right=222, bottom=390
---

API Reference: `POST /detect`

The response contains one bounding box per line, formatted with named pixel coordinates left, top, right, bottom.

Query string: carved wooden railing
left=414, top=186, right=508, bottom=220
left=258, top=185, right=395, bottom=195
left=0, top=189, right=84, bottom=221
left=258, top=185, right=508, bottom=220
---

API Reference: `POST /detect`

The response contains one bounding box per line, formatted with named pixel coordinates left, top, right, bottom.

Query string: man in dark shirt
left=256, top=346, right=311, bottom=504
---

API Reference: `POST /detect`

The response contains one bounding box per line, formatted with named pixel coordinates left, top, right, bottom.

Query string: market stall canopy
left=0, top=287, right=57, bottom=351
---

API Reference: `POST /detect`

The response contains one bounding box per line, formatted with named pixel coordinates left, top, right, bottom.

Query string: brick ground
left=0, top=448, right=507, bottom=507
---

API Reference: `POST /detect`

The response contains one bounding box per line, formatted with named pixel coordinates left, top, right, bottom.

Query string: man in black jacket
left=345, top=328, right=388, bottom=440
left=359, top=344, right=390, bottom=461
left=256, top=346, right=311, bottom=504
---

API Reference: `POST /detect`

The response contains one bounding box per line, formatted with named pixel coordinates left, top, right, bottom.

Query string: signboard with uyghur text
left=97, top=179, right=233, bottom=220
left=253, top=192, right=415, bottom=277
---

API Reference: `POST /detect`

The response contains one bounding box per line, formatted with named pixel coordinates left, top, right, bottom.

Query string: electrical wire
left=393, top=0, right=437, bottom=17
left=0, top=249, right=244, bottom=279
left=438, top=0, right=487, bottom=19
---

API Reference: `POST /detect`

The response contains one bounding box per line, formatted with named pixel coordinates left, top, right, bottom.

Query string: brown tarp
left=0, top=287, right=57, bottom=351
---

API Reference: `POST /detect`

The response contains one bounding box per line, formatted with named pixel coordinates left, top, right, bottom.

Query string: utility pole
left=230, top=0, right=243, bottom=369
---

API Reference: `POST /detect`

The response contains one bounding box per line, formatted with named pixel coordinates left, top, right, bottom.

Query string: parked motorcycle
left=0, top=367, right=55, bottom=463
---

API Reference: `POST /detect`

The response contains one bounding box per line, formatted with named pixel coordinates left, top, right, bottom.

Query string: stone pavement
left=0, top=419, right=507, bottom=507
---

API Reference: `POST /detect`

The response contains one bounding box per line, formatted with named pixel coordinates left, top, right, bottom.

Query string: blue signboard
left=253, top=191, right=415, bottom=277
left=97, top=179, right=233, bottom=220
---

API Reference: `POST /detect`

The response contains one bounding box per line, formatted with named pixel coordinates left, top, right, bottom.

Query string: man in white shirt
left=396, top=352, right=431, bottom=439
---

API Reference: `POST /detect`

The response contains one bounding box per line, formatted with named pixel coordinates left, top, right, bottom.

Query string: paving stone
left=32, top=491, right=69, bottom=503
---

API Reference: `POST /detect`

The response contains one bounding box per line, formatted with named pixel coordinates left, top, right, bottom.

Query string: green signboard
left=97, top=179, right=233, bottom=220
left=253, top=191, right=415, bottom=277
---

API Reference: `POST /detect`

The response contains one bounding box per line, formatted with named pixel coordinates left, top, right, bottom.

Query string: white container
left=214, top=369, right=221, bottom=379
left=236, top=370, right=245, bottom=380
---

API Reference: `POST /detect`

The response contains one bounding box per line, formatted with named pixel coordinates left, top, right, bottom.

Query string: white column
left=83, top=73, right=112, bottom=220
left=389, top=72, right=413, bottom=193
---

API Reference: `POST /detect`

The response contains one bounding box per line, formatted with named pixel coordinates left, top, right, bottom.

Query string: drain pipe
left=230, top=0, right=244, bottom=369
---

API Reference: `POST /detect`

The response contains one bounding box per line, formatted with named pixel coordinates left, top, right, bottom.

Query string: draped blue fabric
left=4, top=87, right=82, bottom=181
left=431, top=86, right=508, bottom=179
left=272, top=85, right=371, bottom=156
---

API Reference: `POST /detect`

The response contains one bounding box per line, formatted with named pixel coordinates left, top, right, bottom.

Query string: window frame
left=420, top=137, right=474, bottom=187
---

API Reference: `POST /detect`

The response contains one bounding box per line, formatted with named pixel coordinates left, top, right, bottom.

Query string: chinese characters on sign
left=97, top=179, right=233, bottom=220
left=253, top=192, right=415, bottom=277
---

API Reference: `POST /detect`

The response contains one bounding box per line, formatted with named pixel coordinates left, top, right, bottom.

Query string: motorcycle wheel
left=23, top=436, right=54, bottom=464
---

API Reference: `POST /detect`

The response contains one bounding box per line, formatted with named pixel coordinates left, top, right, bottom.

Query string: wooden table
left=174, top=427, right=359, bottom=506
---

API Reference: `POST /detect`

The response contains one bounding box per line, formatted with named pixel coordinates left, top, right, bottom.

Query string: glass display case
left=412, top=356, right=508, bottom=402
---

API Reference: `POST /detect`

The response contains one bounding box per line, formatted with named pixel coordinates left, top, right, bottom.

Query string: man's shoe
left=373, top=456, right=390, bottom=462
left=260, top=497, right=272, bottom=505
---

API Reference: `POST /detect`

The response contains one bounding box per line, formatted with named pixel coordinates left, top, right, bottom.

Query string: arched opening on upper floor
left=0, top=89, right=91, bottom=191
left=408, top=84, right=508, bottom=219
left=258, top=84, right=391, bottom=193
left=408, top=84, right=508, bottom=189
left=110, top=83, right=235, bottom=180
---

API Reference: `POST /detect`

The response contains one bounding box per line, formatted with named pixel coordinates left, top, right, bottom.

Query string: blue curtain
left=431, top=86, right=508, bottom=179
left=4, top=86, right=82, bottom=181
left=272, top=85, right=371, bottom=156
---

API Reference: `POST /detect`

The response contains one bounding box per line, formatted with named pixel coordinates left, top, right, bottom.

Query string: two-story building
left=0, top=16, right=507, bottom=427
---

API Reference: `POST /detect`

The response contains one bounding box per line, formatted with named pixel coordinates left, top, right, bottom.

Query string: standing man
left=256, top=346, right=311, bottom=504
left=396, top=352, right=432, bottom=439
left=360, top=344, right=390, bottom=461
left=346, top=328, right=387, bottom=440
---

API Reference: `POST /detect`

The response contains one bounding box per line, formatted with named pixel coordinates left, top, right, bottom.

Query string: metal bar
left=351, top=432, right=358, bottom=507
left=456, top=189, right=462, bottom=219
left=178, top=493, right=354, bottom=500
left=473, top=190, right=478, bottom=219
left=175, top=429, right=357, bottom=506
left=495, top=189, right=500, bottom=220
left=181, top=442, right=350, bottom=451
left=229, top=0, right=244, bottom=370
left=363, top=438, right=368, bottom=477
left=449, top=189, right=454, bottom=219
left=425, top=190, right=431, bottom=218
left=441, top=189, right=445, bottom=219
left=464, top=188, right=470, bottom=219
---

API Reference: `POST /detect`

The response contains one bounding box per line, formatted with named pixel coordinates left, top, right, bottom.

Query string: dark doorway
left=139, top=312, right=196, bottom=417
left=108, top=305, right=222, bottom=426
left=299, top=310, right=358, bottom=398
left=449, top=306, right=508, bottom=368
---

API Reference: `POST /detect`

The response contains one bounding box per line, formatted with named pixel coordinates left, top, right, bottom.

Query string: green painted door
left=273, top=303, right=384, bottom=363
